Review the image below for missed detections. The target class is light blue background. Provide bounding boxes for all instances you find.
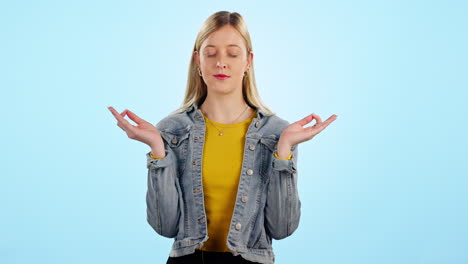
[1,0,467,263]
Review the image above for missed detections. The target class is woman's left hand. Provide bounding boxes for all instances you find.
[278,113,338,150]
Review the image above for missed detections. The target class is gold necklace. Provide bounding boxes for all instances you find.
[202,104,250,136]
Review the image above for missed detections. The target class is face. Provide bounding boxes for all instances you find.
[194,25,253,95]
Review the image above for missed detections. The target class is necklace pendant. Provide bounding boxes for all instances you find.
[219,132,223,136]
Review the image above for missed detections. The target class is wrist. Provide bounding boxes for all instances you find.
[276,140,292,159]
[150,145,165,158]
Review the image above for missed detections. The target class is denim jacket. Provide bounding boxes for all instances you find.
[145,102,300,264]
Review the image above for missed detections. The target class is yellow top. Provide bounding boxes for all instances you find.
[197,110,256,252]
[149,110,292,252]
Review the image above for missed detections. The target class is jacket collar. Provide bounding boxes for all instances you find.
[187,101,269,120]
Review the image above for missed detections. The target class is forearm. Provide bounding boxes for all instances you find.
[264,145,301,239]
[146,148,180,238]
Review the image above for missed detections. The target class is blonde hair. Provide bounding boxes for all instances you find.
[171,11,275,116]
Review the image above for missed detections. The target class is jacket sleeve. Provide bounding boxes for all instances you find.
[145,134,181,238]
[264,143,301,240]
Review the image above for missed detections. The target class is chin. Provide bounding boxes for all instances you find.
[214,88,235,95]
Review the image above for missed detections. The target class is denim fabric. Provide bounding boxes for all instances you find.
[146,102,300,264]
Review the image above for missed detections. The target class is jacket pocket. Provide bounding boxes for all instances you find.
[258,135,278,181]
[160,126,191,177]
[248,215,271,249]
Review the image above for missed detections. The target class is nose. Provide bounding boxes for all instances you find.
[216,61,227,69]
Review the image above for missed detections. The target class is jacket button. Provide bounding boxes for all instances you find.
[246,169,253,175]
[241,196,248,203]
[255,121,260,127]
[249,144,255,150]
[171,137,178,144]
[235,223,242,230]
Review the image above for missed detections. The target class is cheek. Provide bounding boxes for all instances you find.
[200,59,216,70]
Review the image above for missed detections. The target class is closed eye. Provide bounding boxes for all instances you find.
[207,54,238,58]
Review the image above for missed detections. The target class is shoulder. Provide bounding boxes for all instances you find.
[258,114,290,139]
[155,110,193,133]
[265,114,290,127]
[260,113,298,151]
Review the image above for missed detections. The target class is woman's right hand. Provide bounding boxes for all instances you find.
[108,106,165,156]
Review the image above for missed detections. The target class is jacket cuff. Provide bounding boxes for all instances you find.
[146,149,173,169]
[272,155,296,174]
[271,145,297,174]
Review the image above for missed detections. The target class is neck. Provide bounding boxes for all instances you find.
[199,94,254,124]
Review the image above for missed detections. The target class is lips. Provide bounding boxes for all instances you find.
[214,74,230,80]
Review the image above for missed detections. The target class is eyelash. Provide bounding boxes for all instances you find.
[207,54,238,58]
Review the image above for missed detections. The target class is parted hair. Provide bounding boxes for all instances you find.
[171,11,275,116]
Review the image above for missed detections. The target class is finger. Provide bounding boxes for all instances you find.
[114,109,135,129]
[126,110,145,125]
[120,109,141,127]
[307,122,327,134]
[118,109,133,125]
[109,107,139,135]
[312,114,322,124]
[318,115,337,128]
[108,106,118,116]
[325,114,337,124]
[296,113,315,127]
[309,115,336,132]
[108,106,126,123]
[118,120,137,134]
[305,114,322,129]
[120,117,136,130]
[109,107,135,131]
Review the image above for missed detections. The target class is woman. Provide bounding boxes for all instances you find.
[108,11,337,264]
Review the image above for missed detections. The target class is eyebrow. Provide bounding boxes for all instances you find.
[204,44,241,49]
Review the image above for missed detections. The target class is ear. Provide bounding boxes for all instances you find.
[193,50,200,67]
[246,50,254,71]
